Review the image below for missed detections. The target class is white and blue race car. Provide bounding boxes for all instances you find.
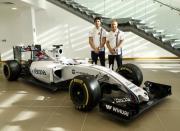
[2,45,171,121]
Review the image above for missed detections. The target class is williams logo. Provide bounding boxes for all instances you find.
[32,69,46,75]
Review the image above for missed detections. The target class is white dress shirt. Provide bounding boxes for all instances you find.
[107,29,124,55]
[89,27,107,51]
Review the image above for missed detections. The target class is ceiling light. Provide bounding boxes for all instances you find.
[11,7,17,10]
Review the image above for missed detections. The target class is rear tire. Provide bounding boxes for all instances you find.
[69,75,101,111]
[3,60,21,81]
[116,63,143,86]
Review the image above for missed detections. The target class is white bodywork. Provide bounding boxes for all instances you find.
[30,59,149,103]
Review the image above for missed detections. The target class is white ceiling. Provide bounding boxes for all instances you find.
[0,0,179,13]
[0,0,30,12]
[0,0,46,12]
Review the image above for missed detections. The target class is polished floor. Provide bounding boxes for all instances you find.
[0,60,180,131]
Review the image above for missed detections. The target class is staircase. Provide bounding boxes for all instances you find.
[47,0,180,56]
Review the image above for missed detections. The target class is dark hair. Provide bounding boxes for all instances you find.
[94,17,101,22]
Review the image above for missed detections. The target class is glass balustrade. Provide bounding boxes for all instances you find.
[74,0,180,40]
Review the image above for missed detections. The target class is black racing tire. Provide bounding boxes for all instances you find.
[3,60,21,81]
[116,63,143,86]
[69,75,101,111]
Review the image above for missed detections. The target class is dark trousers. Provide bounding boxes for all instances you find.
[91,51,105,66]
[108,55,122,70]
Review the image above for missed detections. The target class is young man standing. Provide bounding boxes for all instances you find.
[89,17,106,66]
[106,20,125,70]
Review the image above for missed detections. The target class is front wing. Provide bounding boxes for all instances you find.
[99,81,172,121]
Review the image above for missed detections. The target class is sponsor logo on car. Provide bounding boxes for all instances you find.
[114,97,131,103]
[105,104,129,117]
[72,69,89,75]
[72,69,76,74]
[32,68,46,75]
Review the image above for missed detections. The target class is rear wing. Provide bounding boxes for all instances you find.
[13,45,41,62]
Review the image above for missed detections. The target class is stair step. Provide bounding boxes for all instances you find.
[152,29,166,38]
[130,20,146,25]
[115,18,132,24]
[84,10,95,16]
[78,7,89,12]
[131,18,141,22]
[164,34,175,37]
[173,45,180,50]
[161,38,177,43]
[101,17,111,22]
[148,25,155,29]
[159,34,175,39]
[78,8,94,15]
[171,41,180,47]
[91,13,102,18]
[82,12,102,18]
[156,29,165,33]
[71,3,81,9]
[136,25,153,30]
[152,33,164,39]
[65,0,76,5]
[144,29,155,33]
[102,17,112,24]
[63,0,75,3]
[58,0,67,2]
[174,39,180,42]
[137,20,146,24]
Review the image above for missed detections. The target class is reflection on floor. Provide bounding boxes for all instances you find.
[0,60,180,131]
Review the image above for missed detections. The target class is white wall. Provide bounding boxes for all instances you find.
[0,7,34,59]
[35,2,93,58]
[21,0,46,9]
[0,0,179,60]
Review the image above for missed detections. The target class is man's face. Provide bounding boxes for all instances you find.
[111,21,118,32]
[95,19,101,28]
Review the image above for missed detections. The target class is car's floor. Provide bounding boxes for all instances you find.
[0,60,180,131]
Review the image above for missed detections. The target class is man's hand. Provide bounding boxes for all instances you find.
[94,47,99,53]
[110,48,115,55]
[113,47,118,54]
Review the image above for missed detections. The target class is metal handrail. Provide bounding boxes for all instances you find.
[153,0,180,13]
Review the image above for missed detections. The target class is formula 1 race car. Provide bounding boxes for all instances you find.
[2,45,171,121]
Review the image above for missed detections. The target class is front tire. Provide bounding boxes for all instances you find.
[69,75,101,111]
[116,63,143,86]
[3,60,21,81]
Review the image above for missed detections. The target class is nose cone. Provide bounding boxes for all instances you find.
[138,91,149,102]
